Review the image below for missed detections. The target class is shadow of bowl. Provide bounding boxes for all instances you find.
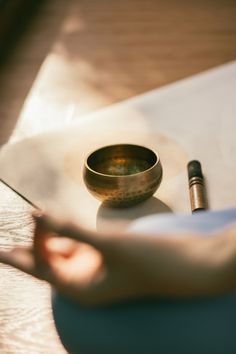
[96,196,172,232]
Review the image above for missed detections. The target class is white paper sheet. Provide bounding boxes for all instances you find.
[0,61,235,232]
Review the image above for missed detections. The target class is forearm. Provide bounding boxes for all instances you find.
[126,225,236,298]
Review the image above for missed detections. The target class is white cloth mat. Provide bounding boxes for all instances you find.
[0,61,236,232]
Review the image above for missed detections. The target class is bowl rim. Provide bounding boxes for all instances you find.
[84,143,161,178]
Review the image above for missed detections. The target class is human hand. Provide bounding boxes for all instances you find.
[1,213,235,305]
[0,213,150,306]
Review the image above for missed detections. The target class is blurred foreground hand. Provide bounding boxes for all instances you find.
[0,213,236,306]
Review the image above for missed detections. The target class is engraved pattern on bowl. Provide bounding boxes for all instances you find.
[83,144,162,208]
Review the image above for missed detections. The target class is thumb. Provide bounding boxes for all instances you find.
[33,218,52,265]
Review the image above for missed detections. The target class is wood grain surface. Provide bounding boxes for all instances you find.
[0,0,236,353]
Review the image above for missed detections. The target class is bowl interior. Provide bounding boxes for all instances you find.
[86,144,158,176]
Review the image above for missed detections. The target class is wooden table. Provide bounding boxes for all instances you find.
[0,1,236,352]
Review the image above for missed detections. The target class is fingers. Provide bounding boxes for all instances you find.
[33,212,108,253]
[0,248,35,276]
[33,218,52,266]
[0,247,59,284]
[45,237,78,257]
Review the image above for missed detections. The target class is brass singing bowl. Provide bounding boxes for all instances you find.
[83,144,163,208]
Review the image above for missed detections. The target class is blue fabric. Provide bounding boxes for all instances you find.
[52,208,236,354]
[128,208,236,235]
